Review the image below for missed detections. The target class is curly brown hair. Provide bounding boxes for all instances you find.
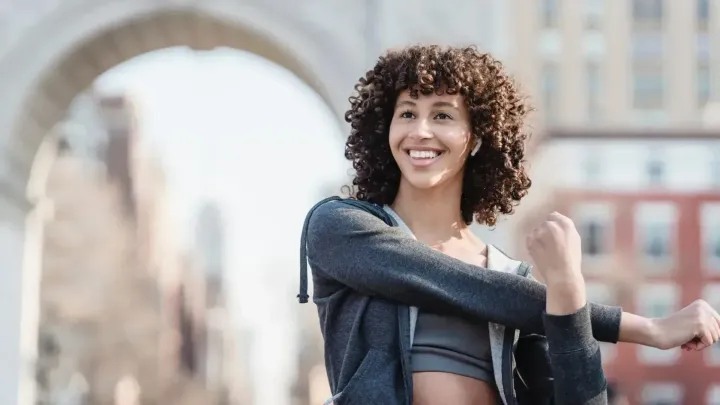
[343,45,532,226]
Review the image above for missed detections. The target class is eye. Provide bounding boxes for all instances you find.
[434,112,453,120]
[399,110,415,119]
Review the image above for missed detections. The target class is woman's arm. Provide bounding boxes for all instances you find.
[542,305,608,405]
[543,271,607,405]
[304,199,621,342]
[514,210,607,405]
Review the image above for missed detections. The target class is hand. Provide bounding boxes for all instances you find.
[525,212,583,285]
[526,212,585,315]
[650,300,720,350]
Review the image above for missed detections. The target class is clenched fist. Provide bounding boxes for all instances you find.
[525,212,583,286]
[653,300,720,351]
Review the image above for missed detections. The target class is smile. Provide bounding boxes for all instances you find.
[406,149,444,167]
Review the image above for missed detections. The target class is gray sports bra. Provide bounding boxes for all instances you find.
[411,313,495,382]
[383,207,495,383]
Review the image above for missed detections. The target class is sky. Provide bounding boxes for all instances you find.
[94,47,348,404]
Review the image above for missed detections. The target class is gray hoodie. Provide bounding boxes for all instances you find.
[299,197,616,405]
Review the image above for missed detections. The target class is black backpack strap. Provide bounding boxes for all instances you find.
[298,196,342,303]
[298,198,394,304]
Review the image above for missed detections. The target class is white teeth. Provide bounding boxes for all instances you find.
[409,150,440,159]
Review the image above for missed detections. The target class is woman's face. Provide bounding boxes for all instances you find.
[388,89,474,190]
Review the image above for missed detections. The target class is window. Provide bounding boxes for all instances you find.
[583,31,606,59]
[633,63,664,109]
[631,33,664,123]
[698,33,710,107]
[573,202,613,260]
[698,0,710,30]
[698,33,710,62]
[633,0,664,29]
[634,202,676,272]
[584,222,604,254]
[539,31,563,56]
[633,32,664,59]
[633,109,668,126]
[586,282,618,362]
[637,284,680,364]
[698,63,711,107]
[584,0,604,30]
[542,0,560,29]
[701,204,720,273]
[542,62,559,123]
[582,149,602,184]
[712,150,720,188]
[703,284,720,366]
[646,151,666,186]
[587,61,602,122]
[645,223,670,256]
[641,383,683,405]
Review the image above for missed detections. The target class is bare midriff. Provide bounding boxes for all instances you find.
[412,372,499,405]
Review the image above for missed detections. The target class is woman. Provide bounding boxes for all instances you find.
[298,45,720,405]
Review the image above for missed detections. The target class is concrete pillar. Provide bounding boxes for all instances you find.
[0,186,48,405]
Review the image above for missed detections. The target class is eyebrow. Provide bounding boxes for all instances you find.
[396,100,459,109]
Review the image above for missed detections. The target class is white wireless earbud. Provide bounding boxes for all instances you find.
[470,139,482,157]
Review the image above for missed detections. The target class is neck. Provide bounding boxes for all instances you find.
[391,178,472,244]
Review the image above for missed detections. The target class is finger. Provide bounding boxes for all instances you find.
[698,330,714,350]
[545,221,563,235]
[525,234,534,251]
[683,341,699,351]
[527,228,541,246]
[548,211,573,227]
[712,308,720,331]
[710,321,720,346]
[712,316,720,346]
[687,337,708,351]
[532,226,548,246]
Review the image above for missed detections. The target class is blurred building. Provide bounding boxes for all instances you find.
[36,89,237,405]
[502,3,720,402]
[516,129,720,405]
[38,144,143,405]
[509,0,720,130]
[192,202,251,404]
[291,303,329,405]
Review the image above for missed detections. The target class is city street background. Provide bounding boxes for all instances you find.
[0,1,719,405]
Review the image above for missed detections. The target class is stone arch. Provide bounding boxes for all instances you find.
[0,3,358,404]
[0,1,354,203]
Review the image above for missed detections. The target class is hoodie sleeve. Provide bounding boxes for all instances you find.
[542,305,609,405]
[304,200,622,342]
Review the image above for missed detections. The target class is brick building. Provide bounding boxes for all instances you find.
[516,129,720,405]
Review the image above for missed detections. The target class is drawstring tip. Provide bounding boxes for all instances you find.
[297,293,309,304]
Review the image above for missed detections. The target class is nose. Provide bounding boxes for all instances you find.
[408,118,434,140]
